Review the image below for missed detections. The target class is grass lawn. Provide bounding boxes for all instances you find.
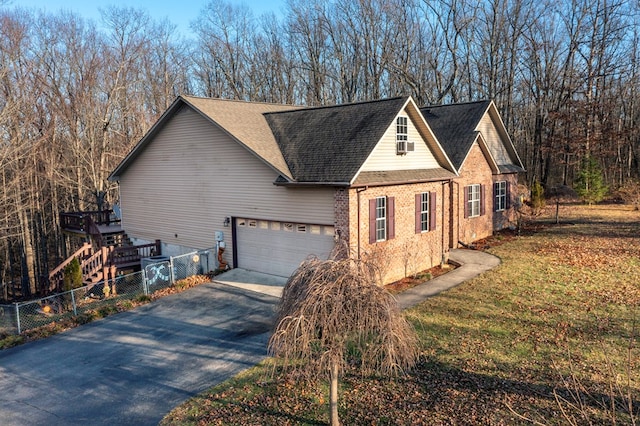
[161,204,639,425]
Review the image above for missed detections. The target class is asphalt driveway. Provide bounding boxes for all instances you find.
[0,249,498,425]
[0,281,282,426]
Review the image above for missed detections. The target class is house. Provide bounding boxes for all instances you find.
[108,96,524,284]
[109,95,459,284]
[420,101,525,247]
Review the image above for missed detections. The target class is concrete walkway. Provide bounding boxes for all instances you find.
[214,269,288,297]
[214,248,501,310]
[396,248,501,309]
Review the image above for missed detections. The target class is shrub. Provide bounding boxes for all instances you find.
[63,257,83,291]
[531,180,545,212]
[616,179,640,210]
[575,155,608,205]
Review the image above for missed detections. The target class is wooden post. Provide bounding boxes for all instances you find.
[110,265,117,296]
[155,240,162,256]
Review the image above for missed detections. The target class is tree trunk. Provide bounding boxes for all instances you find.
[330,361,340,426]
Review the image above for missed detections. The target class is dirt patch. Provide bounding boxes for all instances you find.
[385,264,455,294]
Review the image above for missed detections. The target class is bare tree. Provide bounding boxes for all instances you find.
[268,256,418,426]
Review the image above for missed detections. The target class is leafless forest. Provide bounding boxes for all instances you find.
[1,0,639,298]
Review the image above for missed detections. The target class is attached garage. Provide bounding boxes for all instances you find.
[235,218,336,277]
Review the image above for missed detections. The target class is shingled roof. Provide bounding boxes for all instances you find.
[265,97,410,183]
[420,100,492,171]
[110,96,302,181]
[182,96,300,179]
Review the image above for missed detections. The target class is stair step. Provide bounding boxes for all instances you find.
[83,274,103,285]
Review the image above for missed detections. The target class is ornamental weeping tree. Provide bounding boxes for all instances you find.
[268,256,419,426]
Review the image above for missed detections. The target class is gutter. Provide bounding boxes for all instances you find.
[273,181,351,187]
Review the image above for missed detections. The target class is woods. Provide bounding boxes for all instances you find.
[1,0,640,298]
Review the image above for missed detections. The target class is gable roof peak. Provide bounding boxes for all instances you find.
[265,96,413,183]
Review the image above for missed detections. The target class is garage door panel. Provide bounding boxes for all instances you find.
[236,219,335,277]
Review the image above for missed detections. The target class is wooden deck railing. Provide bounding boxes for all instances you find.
[110,240,161,269]
[60,210,121,232]
[47,240,162,294]
[48,243,94,293]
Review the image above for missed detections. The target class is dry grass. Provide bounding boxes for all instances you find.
[160,204,637,425]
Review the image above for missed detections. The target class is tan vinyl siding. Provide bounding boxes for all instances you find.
[361,111,440,172]
[118,106,334,258]
[476,113,511,165]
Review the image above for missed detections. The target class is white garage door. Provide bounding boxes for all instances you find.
[236,218,336,277]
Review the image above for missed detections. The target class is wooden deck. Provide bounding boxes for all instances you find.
[58,209,161,272]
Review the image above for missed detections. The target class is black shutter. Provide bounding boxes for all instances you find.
[464,186,469,218]
[369,199,376,243]
[388,197,395,240]
[429,192,437,231]
[415,194,422,234]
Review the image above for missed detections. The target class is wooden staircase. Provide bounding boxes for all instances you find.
[48,210,163,294]
[47,243,117,293]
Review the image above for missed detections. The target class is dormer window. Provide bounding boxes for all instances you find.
[396,116,408,154]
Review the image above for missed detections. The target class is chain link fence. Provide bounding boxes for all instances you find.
[1,250,211,336]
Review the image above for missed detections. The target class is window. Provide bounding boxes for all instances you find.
[494,181,507,211]
[467,184,481,217]
[420,192,429,232]
[415,192,437,233]
[375,197,386,241]
[396,116,408,154]
[369,197,395,243]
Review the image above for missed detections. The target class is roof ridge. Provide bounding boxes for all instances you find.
[265,96,408,115]
[422,99,491,109]
[180,94,301,108]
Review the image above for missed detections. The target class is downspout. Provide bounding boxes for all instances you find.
[441,180,449,265]
[356,186,368,260]
[453,180,460,249]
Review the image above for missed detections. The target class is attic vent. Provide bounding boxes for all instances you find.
[407,141,415,152]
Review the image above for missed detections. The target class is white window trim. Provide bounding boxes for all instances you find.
[469,184,481,218]
[495,181,507,212]
[420,192,429,232]
[376,196,387,242]
[396,116,408,154]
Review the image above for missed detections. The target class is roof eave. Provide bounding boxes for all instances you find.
[273,180,351,187]
[351,176,455,188]
[475,133,501,174]
[485,101,525,170]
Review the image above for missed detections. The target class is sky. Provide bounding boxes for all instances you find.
[13,0,286,37]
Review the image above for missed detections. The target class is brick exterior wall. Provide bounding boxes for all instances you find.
[336,181,451,285]
[452,143,494,246]
[451,143,520,247]
[492,172,519,231]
